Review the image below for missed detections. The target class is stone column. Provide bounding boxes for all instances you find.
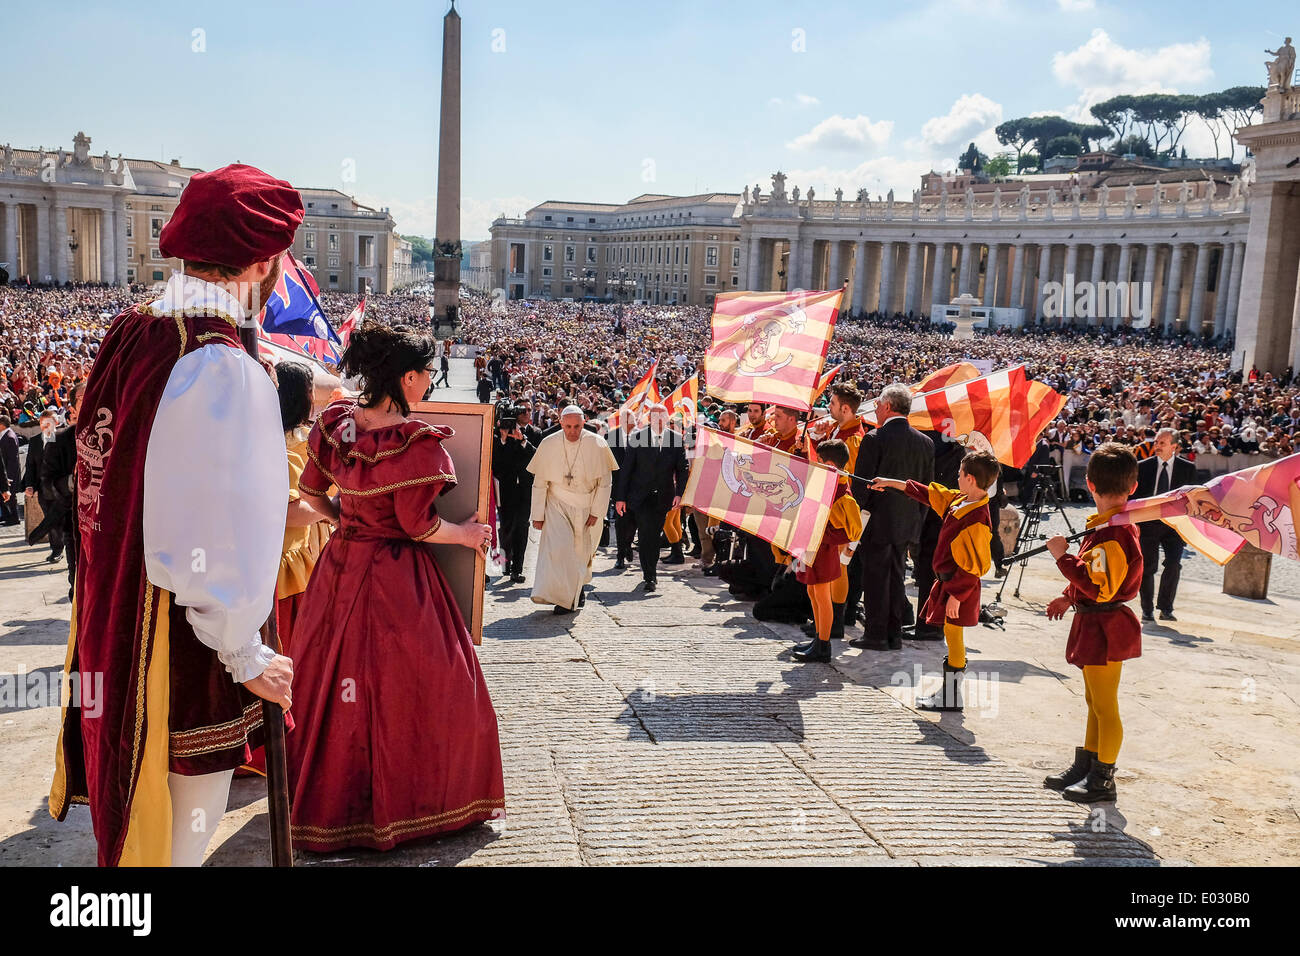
[930,242,948,317]
[1086,244,1105,326]
[2,203,16,274]
[852,240,868,314]
[35,202,51,282]
[878,240,895,314]
[1140,243,1159,329]
[54,202,71,284]
[1114,242,1133,328]
[99,205,115,286]
[746,234,761,290]
[433,3,462,318]
[1163,243,1185,333]
[1225,240,1245,334]
[956,241,973,295]
[827,239,843,293]
[1003,244,1020,311]
[786,236,801,290]
[113,194,127,285]
[1033,244,1051,322]
[903,240,920,314]
[983,243,998,307]
[798,237,815,293]
[1187,242,1212,335]
[1212,242,1233,336]
[1062,242,1080,324]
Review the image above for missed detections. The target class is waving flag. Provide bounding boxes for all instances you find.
[338,298,365,348]
[683,426,840,560]
[866,365,1066,467]
[608,361,660,430]
[914,361,981,394]
[703,289,843,412]
[811,363,843,403]
[664,373,699,423]
[261,252,342,363]
[1104,452,1300,565]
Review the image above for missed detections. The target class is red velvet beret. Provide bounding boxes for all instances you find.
[159,163,304,269]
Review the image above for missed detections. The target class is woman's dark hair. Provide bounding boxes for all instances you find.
[338,321,438,416]
[276,361,314,432]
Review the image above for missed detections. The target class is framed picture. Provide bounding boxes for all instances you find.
[409,401,492,645]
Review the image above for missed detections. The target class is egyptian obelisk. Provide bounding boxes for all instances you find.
[433,1,462,324]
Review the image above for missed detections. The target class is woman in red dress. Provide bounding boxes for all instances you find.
[287,322,504,852]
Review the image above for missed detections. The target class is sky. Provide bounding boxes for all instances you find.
[6,0,1294,240]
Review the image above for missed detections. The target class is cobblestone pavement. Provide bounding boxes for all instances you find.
[2,361,1294,866]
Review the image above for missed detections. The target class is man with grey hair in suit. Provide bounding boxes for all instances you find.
[851,383,934,650]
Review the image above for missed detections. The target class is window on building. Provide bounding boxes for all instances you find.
[328,233,339,252]
[150,218,163,239]
[586,246,596,264]
[329,274,339,286]
[732,276,739,286]
[542,266,553,277]
[565,245,575,262]
[305,256,316,267]
[150,247,161,260]
[588,217,596,223]
[706,246,719,267]
[509,243,525,273]
[566,216,574,222]
[126,246,134,260]
[152,270,164,281]
[125,219,133,238]
[705,274,717,285]
[733,247,741,268]
[305,233,315,250]
[328,256,340,268]
[543,244,553,261]
[564,284,574,294]
[359,236,375,268]
[684,247,689,264]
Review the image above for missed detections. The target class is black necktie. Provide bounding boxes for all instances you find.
[1156,460,1170,495]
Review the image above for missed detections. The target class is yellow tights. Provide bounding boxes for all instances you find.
[944,622,965,669]
[1082,661,1123,764]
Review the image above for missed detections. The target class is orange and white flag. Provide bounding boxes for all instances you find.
[703,289,843,412]
[338,298,365,348]
[608,361,660,430]
[811,363,843,402]
[866,365,1066,467]
[683,426,841,560]
[664,373,699,423]
[913,361,980,394]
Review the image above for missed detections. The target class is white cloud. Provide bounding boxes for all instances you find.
[786,113,893,152]
[1057,0,1095,12]
[770,93,821,108]
[1052,28,1213,117]
[914,93,1004,154]
[358,191,537,241]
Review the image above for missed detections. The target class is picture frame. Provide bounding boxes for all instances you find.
[409,400,493,645]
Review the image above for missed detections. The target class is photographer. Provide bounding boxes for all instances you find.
[492,406,537,583]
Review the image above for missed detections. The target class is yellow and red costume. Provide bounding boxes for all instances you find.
[903,480,992,627]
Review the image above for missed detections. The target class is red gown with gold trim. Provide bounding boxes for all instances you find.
[285,401,505,851]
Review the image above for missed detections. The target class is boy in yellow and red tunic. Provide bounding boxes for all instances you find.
[1044,442,1143,804]
[790,440,862,662]
[870,449,1000,710]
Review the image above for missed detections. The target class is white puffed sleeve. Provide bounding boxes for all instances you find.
[143,344,288,683]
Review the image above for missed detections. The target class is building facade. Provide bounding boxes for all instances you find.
[489,192,744,305]
[1,132,419,294]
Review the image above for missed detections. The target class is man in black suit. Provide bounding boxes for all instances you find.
[0,415,19,525]
[1131,427,1196,622]
[23,409,63,562]
[606,419,638,570]
[491,406,537,584]
[613,403,688,593]
[852,384,934,650]
[40,384,82,598]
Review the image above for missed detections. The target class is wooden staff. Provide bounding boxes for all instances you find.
[236,318,294,868]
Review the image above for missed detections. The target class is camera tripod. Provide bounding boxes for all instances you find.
[996,473,1077,601]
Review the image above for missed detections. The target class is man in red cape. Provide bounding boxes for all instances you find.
[50,164,297,866]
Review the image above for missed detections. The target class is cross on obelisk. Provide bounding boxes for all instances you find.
[433,1,462,326]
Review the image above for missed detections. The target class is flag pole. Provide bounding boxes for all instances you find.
[236,311,294,869]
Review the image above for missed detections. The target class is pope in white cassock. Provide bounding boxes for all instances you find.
[528,406,618,614]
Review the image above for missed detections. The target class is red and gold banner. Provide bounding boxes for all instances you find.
[608,361,661,430]
[683,426,841,559]
[664,373,699,423]
[914,361,980,394]
[875,365,1066,468]
[811,363,843,403]
[1105,451,1300,565]
[703,289,843,412]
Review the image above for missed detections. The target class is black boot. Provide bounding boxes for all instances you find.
[828,602,846,642]
[663,542,686,565]
[800,620,817,637]
[1043,747,1096,791]
[916,658,964,711]
[792,638,831,662]
[1062,757,1117,803]
[614,556,627,571]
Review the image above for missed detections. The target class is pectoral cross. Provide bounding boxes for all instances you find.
[564,471,574,485]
